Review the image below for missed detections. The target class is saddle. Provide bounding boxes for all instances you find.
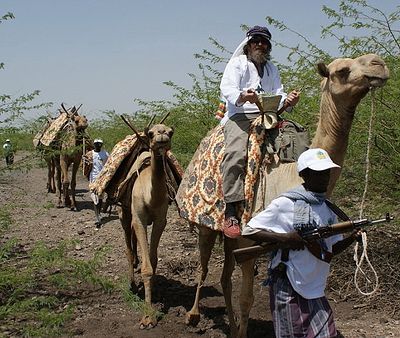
[176,115,310,231]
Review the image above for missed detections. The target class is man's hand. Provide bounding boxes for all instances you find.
[238,89,260,105]
[281,231,305,250]
[285,90,300,107]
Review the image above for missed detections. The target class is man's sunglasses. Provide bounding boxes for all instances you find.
[249,37,269,45]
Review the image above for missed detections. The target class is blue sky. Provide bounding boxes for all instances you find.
[0,0,396,121]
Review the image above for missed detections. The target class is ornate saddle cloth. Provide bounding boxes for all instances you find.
[90,133,184,204]
[38,113,69,147]
[176,116,310,232]
[176,116,269,231]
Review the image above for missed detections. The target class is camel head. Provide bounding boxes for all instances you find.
[145,124,174,154]
[317,53,389,111]
[72,114,88,132]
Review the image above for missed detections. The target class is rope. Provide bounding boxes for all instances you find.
[353,232,379,296]
[353,89,379,296]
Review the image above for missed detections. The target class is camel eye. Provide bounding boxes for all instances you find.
[335,67,350,79]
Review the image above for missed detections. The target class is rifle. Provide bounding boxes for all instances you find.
[233,213,394,264]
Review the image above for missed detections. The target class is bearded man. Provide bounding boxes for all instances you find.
[220,25,300,238]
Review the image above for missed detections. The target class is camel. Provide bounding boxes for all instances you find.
[38,104,89,209]
[177,53,389,338]
[117,124,174,329]
[57,109,89,210]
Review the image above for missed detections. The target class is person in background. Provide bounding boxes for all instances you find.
[3,139,14,166]
[88,139,109,228]
[242,148,362,337]
[220,25,300,238]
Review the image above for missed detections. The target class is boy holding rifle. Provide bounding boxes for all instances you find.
[242,148,362,338]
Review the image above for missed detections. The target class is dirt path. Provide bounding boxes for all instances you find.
[1,153,399,337]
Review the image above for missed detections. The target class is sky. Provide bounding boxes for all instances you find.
[1,0,396,121]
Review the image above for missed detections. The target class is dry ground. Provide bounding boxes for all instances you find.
[1,153,399,337]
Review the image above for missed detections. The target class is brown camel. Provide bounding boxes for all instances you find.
[178,54,389,338]
[57,109,89,210]
[117,124,174,329]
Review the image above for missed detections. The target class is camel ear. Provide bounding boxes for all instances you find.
[168,127,174,137]
[317,62,329,78]
[144,127,150,137]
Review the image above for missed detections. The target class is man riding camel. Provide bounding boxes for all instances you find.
[220,25,300,238]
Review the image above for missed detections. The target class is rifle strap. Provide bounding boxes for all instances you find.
[325,199,351,221]
[305,242,332,263]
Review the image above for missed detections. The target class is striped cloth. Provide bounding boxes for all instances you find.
[269,269,337,338]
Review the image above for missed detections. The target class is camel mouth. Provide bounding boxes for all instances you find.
[367,76,388,88]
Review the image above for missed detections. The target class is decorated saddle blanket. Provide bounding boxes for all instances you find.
[89,133,183,205]
[38,113,69,147]
[175,116,309,232]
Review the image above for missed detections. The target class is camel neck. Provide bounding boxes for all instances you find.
[311,91,357,196]
[312,91,356,167]
[150,151,167,187]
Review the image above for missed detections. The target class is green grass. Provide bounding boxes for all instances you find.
[119,279,163,322]
[0,209,12,232]
[0,239,115,337]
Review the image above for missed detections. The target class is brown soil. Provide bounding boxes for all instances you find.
[1,153,399,338]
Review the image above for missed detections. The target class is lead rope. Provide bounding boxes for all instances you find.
[353,89,379,296]
[82,136,86,173]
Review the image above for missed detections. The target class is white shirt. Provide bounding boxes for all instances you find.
[89,149,109,183]
[244,196,343,299]
[220,55,287,120]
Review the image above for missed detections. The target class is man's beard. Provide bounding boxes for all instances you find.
[249,49,269,65]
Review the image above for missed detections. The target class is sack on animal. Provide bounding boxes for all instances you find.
[274,119,310,162]
[90,132,183,205]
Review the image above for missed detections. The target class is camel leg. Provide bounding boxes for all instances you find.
[237,259,256,338]
[118,206,139,292]
[149,209,168,273]
[46,158,56,193]
[69,161,79,211]
[62,181,70,208]
[54,158,63,208]
[50,158,56,193]
[60,157,70,208]
[130,211,158,329]
[186,226,218,326]
[221,236,239,338]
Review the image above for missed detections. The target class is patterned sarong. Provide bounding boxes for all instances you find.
[176,115,271,231]
[269,270,337,338]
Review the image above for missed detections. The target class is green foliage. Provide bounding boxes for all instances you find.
[0,209,12,232]
[0,239,115,336]
[264,0,400,213]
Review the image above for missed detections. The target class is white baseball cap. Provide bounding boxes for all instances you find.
[93,139,103,144]
[297,148,340,173]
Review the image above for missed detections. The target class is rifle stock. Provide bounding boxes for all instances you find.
[233,243,280,264]
[233,214,394,264]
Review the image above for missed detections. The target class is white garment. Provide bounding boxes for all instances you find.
[89,149,109,183]
[220,55,287,122]
[243,196,343,299]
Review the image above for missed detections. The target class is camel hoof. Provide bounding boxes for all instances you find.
[139,315,157,329]
[185,312,200,326]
